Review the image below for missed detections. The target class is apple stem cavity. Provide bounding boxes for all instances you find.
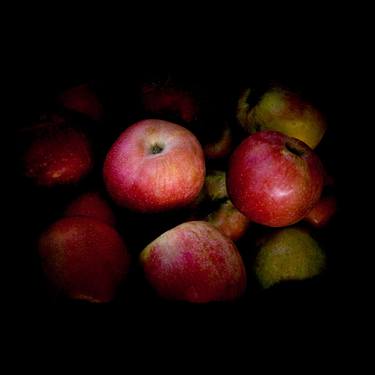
[150,143,164,155]
[285,141,305,157]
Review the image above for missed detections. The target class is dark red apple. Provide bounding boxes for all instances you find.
[103,119,205,213]
[38,217,130,303]
[304,194,337,228]
[58,83,104,121]
[24,125,93,187]
[64,192,116,226]
[140,221,246,303]
[227,131,324,227]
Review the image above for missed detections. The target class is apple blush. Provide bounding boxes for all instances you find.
[103,119,205,213]
[140,221,247,303]
[227,131,324,227]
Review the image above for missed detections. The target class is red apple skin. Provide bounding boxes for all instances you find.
[304,195,337,228]
[24,127,93,187]
[64,192,116,227]
[38,217,130,303]
[227,131,324,227]
[58,83,104,121]
[140,221,246,303]
[103,119,205,213]
[141,84,199,123]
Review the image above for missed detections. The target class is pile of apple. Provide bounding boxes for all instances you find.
[18,77,337,304]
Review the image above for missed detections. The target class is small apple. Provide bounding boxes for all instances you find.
[204,170,228,201]
[206,200,250,241]
[24,124,93,187]
[58,83,104,121]
[64,192,116,227]
[38,217,130,303]
[227,131,324,227]
[237,86,326,149]
[103,119,205,213]
[203,124,232,159]
[140,221,246,303]
[304,194,337,228]
[254,226,326,289]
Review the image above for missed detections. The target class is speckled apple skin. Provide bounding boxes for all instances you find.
[140,221,246,303]
[227,131,324,227]
[38,217,130,303]
[103,119,205,213]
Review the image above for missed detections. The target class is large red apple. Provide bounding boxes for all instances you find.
[140,221,246,303]
[227,131,324,227]
[38,217,130,303]
[103,119,205,213]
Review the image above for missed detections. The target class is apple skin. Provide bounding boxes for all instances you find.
[38,217,130,303]
[304,195,337,228]
[237,87,326,149]
[203,124,232,159]
[64,192,116,227]
[140,221,246,303]
[58,83,104,121]
[24,126,93,187]
[103,119,205,213]
[206,200,250,241]
[254,227,326,289]
[227,131,324,227]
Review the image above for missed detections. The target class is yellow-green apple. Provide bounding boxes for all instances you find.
[139,221,246,303]
[203,124,233,159]
[204,170,228,201]
[254,226,326,289]
[24,123,93,187]
[304,194,337,228]
[64,192,116,227]
[237,86,326,149]
[58,83,104,121]
[103,119,205,212]
[227,131,324,227]
[38,217,130,303]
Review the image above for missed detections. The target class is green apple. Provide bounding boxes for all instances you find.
[255,227,326,289]
[237,87,326,149]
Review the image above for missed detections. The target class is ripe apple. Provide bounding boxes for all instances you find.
[140,221,246,303]
[237,86,326,149]
[254,226,326,289]
[206,200,250,241]
[24,124,93,187]
[103,119,205,213]
[304,194,337,228]
[64,192,116,226]
[58,83,104,121]
[227,131,324,227]
[38,217,130,303]
[203,124,232,159]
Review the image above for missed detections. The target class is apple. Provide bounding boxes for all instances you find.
[206,200,250,241]
[103,119,205,213]
[140,221,246,303]
[237,86,326,149]
[24,124,93,187]
[38,217,130,303]
[204,170,228,201]
[304,194,337,228]
[58,83,104,121]
[254,226,326,289]
[227,131,324,227]
[141,82,199,123]
[203,124,232,159]
[64,192,116,226]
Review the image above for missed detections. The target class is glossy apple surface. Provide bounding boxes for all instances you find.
[103,119,205,212]
[237,87,326,149]
[227,131,324,227]
[38,217,130,303]
[140,221,246,303]
[255,227,326,288]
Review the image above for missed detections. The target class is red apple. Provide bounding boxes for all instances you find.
[203,124,232,159]
[64,192,116,226]
[58,83,104,121]
[304,194,337,228]
[24,125,93,187]
[140,221,246,303]
[103,119,205,213]
[227,131,324,227]
[38,217,130,303]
